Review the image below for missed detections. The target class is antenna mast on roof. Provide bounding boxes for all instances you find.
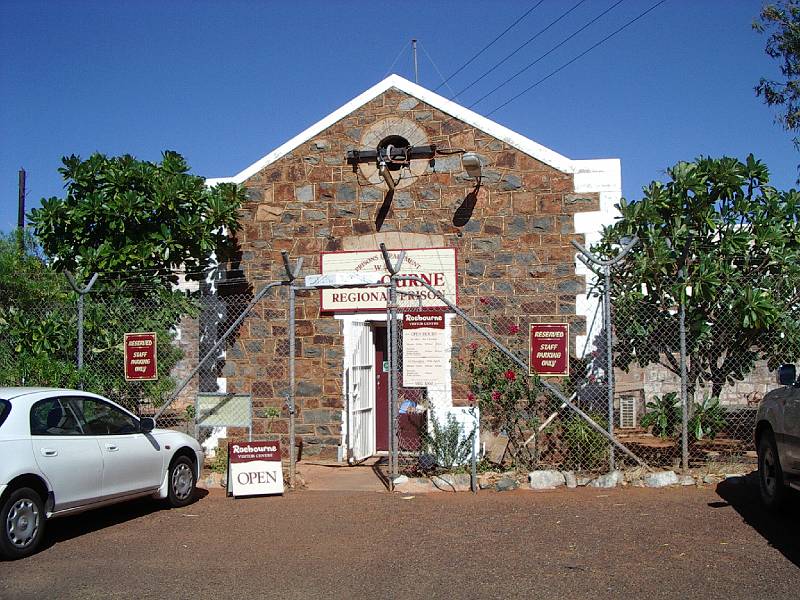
[412,39,418,83]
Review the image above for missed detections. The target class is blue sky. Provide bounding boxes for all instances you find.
[1,0,795,233]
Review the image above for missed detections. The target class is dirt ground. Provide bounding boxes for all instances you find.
[1,476,798,600]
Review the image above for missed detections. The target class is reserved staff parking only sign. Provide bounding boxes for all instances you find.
[227,441,284,497]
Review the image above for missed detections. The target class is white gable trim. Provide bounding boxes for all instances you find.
[207,74,588,186]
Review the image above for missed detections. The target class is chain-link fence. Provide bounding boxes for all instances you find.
[611,275,799,470]
[2,259,797,484]
[0,275,290,464]
[387,265,797,480]
[389,270,640,481]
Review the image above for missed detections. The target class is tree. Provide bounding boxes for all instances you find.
[755,2,800,151]
[7,151,247,406]
[29,151,244,286]
[0,230,81,387]
[596,155,800,400]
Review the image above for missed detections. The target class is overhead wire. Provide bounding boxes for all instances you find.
[452,0,589,100]
[418,40,457,97]
[469,0,629,108]
[487,0,668,115]
[433,1,543,92]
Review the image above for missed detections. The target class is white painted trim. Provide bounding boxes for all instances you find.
[571,158,622,360]
[206,74,620,185]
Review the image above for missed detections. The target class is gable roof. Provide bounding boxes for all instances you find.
[207,74,584,186]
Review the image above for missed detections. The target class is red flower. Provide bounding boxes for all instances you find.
[467,392,476,404]
[468,341,479,351]
[491,390,501,401]
[508,324,520,335]
[504,369,517,381]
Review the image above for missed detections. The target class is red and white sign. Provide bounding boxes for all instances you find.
[402,311,448,388]
[228,441,284,497]
[123,332,158,381]
[403,311,445,330]
[320,247,457,312]
[529,323,569,377]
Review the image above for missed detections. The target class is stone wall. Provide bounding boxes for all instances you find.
[617,359,781,411]
[222,87,600,459]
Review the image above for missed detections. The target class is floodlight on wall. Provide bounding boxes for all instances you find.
[461,152,482,180]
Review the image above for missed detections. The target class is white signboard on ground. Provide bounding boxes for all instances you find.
[320,247,457,312]
[227,441,284,497]
[402,312,448,388]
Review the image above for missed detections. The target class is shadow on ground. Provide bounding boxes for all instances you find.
[40,489,209,552]
[713,472,800,567]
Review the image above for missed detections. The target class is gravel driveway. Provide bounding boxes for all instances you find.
[1,477,798,599]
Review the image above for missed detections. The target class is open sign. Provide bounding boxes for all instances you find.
[227,441,284,497]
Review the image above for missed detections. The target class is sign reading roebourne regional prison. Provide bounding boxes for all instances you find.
[529,323,569,377]
[402,312,448,388]
[123,332,158,381]
[228,440,284,497]
[320,247,457,312]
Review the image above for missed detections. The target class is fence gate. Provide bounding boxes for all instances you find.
[347,321,375,462]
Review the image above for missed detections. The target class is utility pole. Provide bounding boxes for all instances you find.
[17,168,26,255]
[412,39,419,83]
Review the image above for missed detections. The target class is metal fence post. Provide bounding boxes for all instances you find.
[385,291,394,483]
[281,252,303,489]
[603,264,615,470]
[571,237,637,472]
[65,271,99,390]
[380,244,405,488]
[679,295,689,471]
[389,275,399,481]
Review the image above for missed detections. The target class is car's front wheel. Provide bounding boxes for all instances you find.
[167,456,197,508]
[758,430,787,511]
[0,487,45,560]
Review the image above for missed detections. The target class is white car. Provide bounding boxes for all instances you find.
[756,364,800,509]
[0,387,204,559]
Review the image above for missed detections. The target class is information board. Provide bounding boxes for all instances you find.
[529,323,569,377]
[402,311,447,388]
[123,332,158,381]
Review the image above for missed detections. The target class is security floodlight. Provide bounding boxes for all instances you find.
[461,152,482,180]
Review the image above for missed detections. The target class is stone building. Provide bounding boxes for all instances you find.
[207,75,620,460]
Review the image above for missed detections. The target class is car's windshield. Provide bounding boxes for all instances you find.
[0,399,10,429]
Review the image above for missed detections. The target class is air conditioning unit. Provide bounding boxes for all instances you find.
[619,395,637,429]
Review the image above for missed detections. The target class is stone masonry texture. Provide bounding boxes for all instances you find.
[223,88,600,459]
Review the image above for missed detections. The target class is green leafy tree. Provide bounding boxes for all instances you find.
[0,231,80,387]
[4,151,246,407]
[29,151,244,285]
[596,155,800,400]
[755,1,800,153]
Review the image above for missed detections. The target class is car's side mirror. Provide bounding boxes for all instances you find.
[777,364,797,386]
[140,417,155,433]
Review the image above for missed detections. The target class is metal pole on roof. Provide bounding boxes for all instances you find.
[412,39,419,83]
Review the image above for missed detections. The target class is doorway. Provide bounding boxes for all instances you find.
[373,325,389,452]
